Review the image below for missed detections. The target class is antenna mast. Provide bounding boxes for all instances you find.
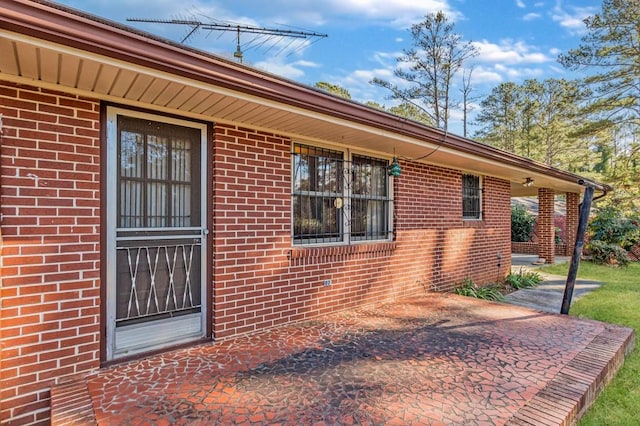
[127,18,328,63]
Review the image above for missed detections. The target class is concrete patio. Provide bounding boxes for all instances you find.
[52,293,633,425]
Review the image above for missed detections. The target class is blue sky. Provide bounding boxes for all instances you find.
[54,0,601,136]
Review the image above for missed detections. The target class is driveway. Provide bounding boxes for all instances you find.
[52,293,633,425]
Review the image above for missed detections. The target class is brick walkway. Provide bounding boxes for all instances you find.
[52,294,634,425]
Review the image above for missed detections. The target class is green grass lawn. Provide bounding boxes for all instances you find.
[539,261,640,425]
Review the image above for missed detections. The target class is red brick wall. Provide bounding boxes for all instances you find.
[393,161,511,290]
[538,188,556,263]
[212,128,513,340]
[0,81,513,423]
[511,242,568,257]
[565,192,580,255]
[0,82,101,425]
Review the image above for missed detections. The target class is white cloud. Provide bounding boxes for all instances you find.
[493,64,545,80]
[325,0,459,27]
[516,0,526,8]
[550,1,597,35]
[371,51,400,67]
[470,67,504,84]
[254,59,320,79]
[246,0,460,29]
[472,39,552,65]
[522,12,542,21]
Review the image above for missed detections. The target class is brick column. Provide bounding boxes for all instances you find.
[538,188,555,264]
[565,192,580,257]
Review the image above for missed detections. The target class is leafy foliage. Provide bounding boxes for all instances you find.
[511,205,536,242]
[557,0,640,212]
[555,215,567,244]
[387,102,434,126]
[558,0,640,129]
[504,270,542,290]
[586,206,639,266]
[314,82,352,99]
[589,206,640,250]
[454,278,504,301]
[474,78,591,170]
[588,240,630,267]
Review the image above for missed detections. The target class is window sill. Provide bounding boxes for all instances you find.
[289,241,397,262]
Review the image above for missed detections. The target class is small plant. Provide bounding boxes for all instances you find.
[454,278,505,301]
[504,269,543,290]
[587,240,630,267]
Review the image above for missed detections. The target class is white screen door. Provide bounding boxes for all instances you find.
[105,107,208,360]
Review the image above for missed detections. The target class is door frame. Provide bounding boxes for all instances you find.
[100,104,213,364]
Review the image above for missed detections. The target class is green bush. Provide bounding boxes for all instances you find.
[454,278,505,301]
[504,269,543,289]
[589,206,640,250]
[511,205,536,242]
[587,240,630,267]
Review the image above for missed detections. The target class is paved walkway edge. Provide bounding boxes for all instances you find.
[50,379,96,425]
[507,323,635,426]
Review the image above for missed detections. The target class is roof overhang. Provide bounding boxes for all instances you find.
[0,0,609,197]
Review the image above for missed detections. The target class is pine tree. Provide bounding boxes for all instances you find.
[371,11,478,132]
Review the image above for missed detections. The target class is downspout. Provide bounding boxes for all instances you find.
[560,179,610,314]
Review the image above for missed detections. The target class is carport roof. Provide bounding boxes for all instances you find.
[0,0,609,197]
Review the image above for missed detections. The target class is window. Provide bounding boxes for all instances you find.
[118,116,201,228]
[462,174,482,219]
[292,143,392,244]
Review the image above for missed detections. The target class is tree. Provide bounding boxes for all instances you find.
[460,67,476,137]
[371,11,478,132]
[314,82,352,99]
[558,0,640,211]
[474,82,522,152]
[388,102,434,126]
[558,0,640,130]
[475,78,592,171]
[364,101,385,110]
[313,83,432,125]
[522,78,589,169]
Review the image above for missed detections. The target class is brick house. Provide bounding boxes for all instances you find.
[0,1,606,424]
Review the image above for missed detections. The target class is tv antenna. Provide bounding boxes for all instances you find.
[127,18,328,63]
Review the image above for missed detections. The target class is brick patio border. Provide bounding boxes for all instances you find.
[507,323,635,425]
[50,380,96,425]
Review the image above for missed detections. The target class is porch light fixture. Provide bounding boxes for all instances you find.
[523,177,534,187]
[388,157,401,177]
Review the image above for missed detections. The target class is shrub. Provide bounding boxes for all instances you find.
[454,278,505,301]
[511,205,536,242]
[554,215,566,244]
[589,206,640,250]
[504,269,543,289]
[587,240,630,267]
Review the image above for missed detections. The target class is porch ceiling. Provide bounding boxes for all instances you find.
[0,1,603,198]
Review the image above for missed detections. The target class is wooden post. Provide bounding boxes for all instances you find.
[560,185,594,315]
